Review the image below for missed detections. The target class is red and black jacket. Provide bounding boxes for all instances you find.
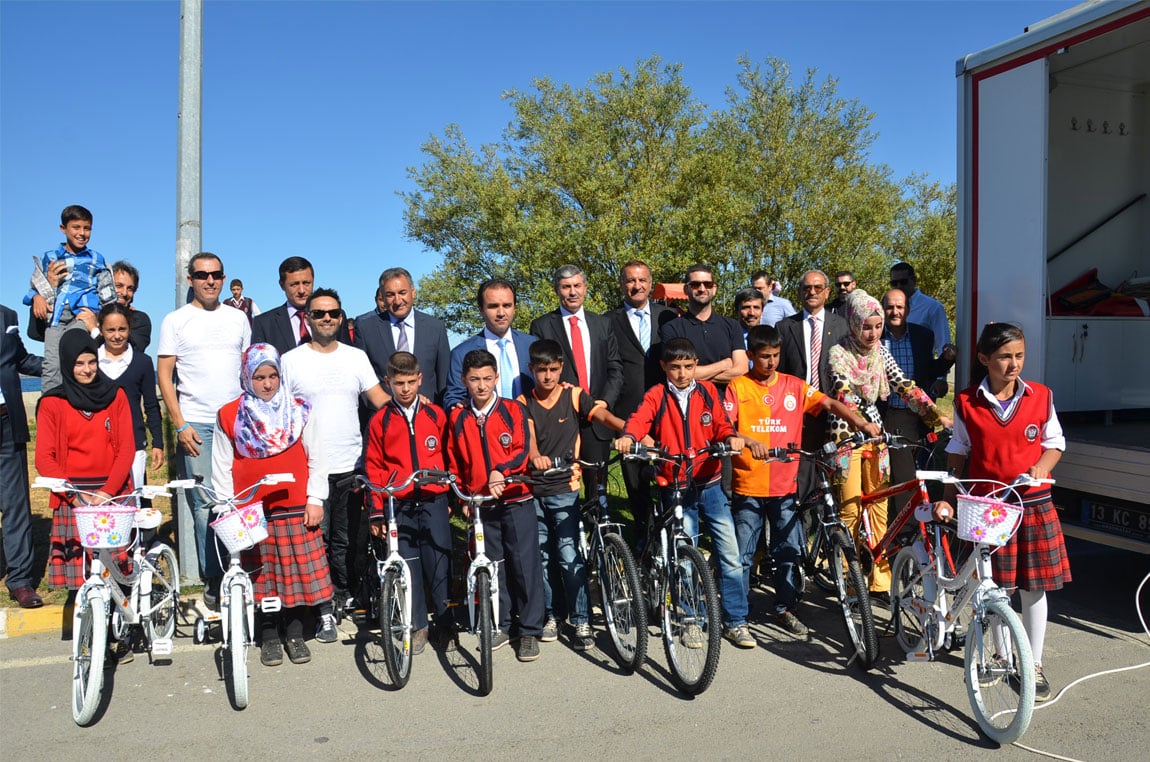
[448,398,532,504]
[623,380,734,488]
[365,400,450,518]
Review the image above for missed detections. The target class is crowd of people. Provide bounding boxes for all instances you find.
[0,204,1070,698]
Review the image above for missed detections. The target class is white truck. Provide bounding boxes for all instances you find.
[957,0,1150,553]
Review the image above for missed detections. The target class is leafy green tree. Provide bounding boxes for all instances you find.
[888,175,958,335]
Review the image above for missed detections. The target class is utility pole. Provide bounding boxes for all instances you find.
[176,0,203,585]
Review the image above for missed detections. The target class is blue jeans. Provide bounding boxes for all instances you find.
[733,494,803,614]
[535,491,589,625]
[181,421,223,580]
[671,481,746,629]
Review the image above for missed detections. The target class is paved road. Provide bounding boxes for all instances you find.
[1,537,1147,760]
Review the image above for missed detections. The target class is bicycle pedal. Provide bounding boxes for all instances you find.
[151,638,173,655]
[904,652,932,662]
[260,596,282,613]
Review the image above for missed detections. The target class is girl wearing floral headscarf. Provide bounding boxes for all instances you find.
[827,289,951,594]
[211,343,332,667]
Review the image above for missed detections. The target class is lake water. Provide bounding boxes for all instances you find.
[20,376,41,393]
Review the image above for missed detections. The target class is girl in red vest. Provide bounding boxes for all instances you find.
[938,323,1070,703]
[212,343,333,667]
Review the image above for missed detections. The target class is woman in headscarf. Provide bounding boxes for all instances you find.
[827,289,951,595]
[211,343,332,667]
[37,330,136,591]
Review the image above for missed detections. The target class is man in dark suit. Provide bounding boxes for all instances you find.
[607,260,675,522]
[879,288,956,514]
[354,267,451,404]
[444,278,537,409]
[777,269,849,502]
[0,304,45,608]
[530,264,624,500]
[252,256,350,355]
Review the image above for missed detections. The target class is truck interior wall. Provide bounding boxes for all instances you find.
[1047,81,1148,291]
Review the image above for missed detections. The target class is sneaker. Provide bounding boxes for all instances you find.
[517,635,541,662]
[541,617,559,643]
[1034,664,1052,702]
[202,582,220,612]
[774,610,809,638]
[724,624,756,649]
[315,613,339,644]
[284,637,311,664]
[260,639,283,667]
[572,622,594,652]
[682,623,705,649]
[412,628,429,655]
[490,630,510,652]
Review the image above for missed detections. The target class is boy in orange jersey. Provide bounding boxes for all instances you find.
[727,325,878,640]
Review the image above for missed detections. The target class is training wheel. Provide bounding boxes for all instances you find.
[193,617,208,645]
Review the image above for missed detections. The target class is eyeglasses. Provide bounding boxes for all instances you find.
[890,278,911,287]
[307,308,343,320]
[801,284,827,293]
[836,281,854,289]
[687,281,714,290]
[191,270,225,281]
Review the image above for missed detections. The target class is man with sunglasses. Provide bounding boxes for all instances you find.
[827,270,856,317]
[889,262,950,357]
[283,288,388,637]
[158,252,251,600]
[660,264,748,395]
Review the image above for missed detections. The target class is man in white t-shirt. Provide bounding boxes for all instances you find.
[283,287,387,640]
[157,252,251,603]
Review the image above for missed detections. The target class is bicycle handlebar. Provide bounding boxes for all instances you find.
[446,473,529,505]
[356,469,454,495]
[617,441,742,462]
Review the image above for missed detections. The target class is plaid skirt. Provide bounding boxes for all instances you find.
[241,512,332,608]
[991,499,1072,592]
[48,489,130,591]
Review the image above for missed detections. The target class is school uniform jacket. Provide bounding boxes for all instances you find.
[447,398,532,504]
[365,400,450,517]
[623,380,735,488]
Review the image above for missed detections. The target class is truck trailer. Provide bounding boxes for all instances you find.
[957,0,1150,552]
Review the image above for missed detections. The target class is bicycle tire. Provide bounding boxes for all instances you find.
[228,582,249,710]
[379,566,413,688]
[145,544,180,643]
[72,592,107,726]
[890,545,929,654]
[475,569,494,697]
[662,544,721,695]
[600,532,647,673]
[828,529,879,670]
[965,597,1035,744]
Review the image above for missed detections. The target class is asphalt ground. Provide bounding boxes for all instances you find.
[0,536,1147,760]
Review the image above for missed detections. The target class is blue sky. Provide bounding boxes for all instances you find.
[1,0,1077,351]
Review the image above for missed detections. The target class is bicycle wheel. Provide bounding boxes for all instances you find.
[890,545,929,654]
[145,544,180,643]
[828,529,879,670]
[662,544,721,695]
[600,532,648,672]
[72,592,107,726]
[379,565,413,688]
[475,569,494,697]
[227,582,249,710]
[965,597,1035,744]
[808,522,837,594]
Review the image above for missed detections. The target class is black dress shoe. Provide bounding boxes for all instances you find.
[10,587,44,609]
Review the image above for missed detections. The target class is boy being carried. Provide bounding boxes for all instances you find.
[727,325,878,640]
[613,338,747,647]
[364,351,453,654]
[520,340,626,650]
[447,349,545,662]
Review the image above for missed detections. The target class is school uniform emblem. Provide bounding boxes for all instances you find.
[1024,424,1040,442]
[783,394,798,412]
[424,436,439,450]
[498,432,513,448]
[700,412,713,427]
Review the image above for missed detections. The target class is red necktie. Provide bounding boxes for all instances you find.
[297,309,311,345]
[569,315,589,392]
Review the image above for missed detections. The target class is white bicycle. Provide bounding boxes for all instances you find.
[32,477,190,726]
[190,473,294,710]
[890,474,1052,744]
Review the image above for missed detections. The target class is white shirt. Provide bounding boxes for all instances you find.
[157,303,251,423]
[947,379,1066,456]
[560,306,592,379]
[801,309,824,386]
[97,344,133,381]
[471,396,498,420]
[668,380,696,416]
[283,342,380,472]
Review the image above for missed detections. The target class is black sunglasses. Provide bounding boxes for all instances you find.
[307,308,343,320]
[890,278,911,287]
[191,270,225,281]
[687,280,714,289]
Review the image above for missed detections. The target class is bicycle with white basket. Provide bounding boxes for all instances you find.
[32,476,191,726]
[189,472,295,710]
[889,473,1053,744]
[356,468,453,689]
